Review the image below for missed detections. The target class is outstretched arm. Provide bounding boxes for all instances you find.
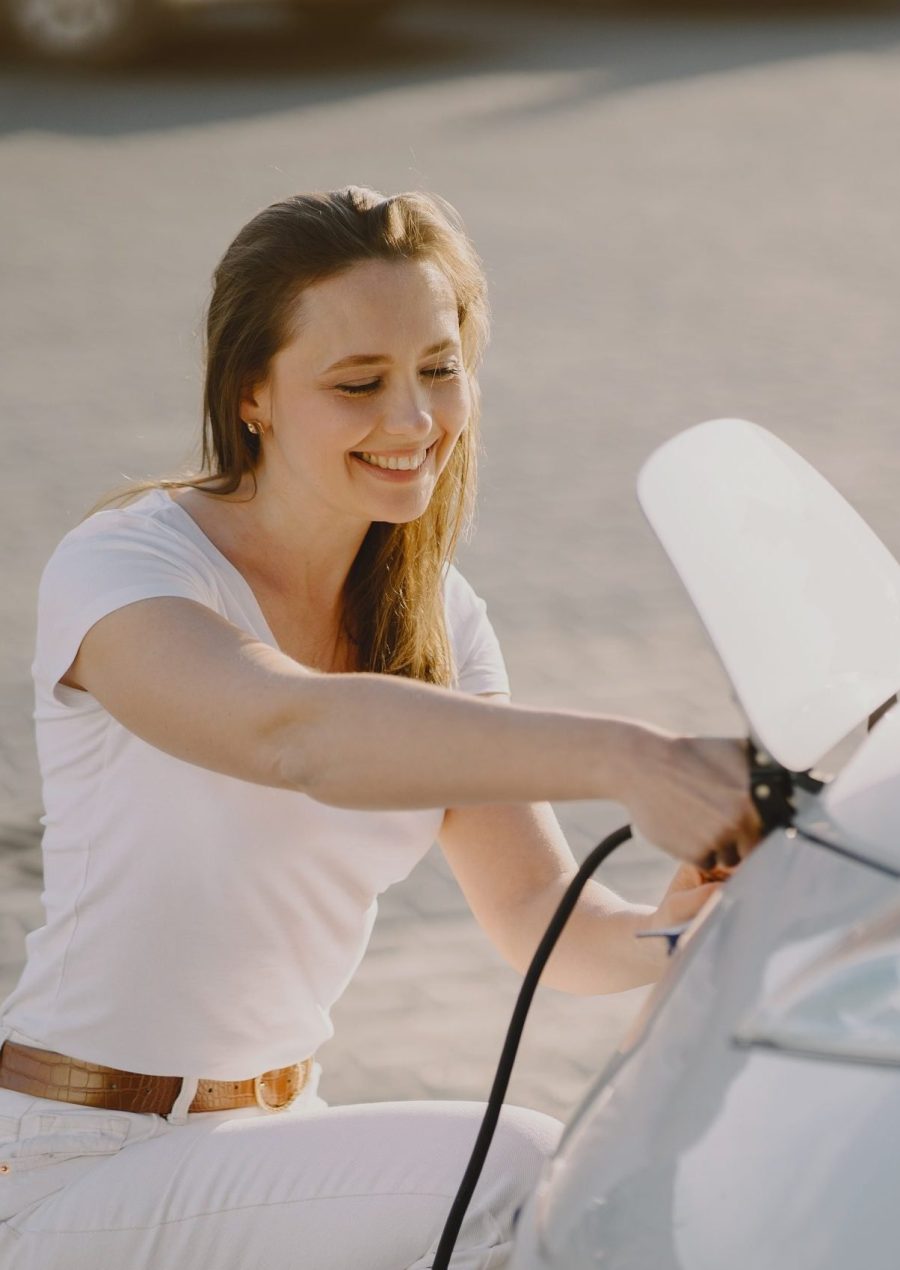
[64,595,761,865]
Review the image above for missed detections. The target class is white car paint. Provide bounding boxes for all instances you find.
[637,418,900,772]
[510,420,900,1270]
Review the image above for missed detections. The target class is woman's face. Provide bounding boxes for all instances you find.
[244,256,471,530]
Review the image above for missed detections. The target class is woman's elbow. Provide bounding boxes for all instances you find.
[264,678,332,796]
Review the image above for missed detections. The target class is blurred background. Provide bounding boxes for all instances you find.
[2,0,900,1119]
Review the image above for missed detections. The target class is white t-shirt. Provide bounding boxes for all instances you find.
[0,488,509,1083]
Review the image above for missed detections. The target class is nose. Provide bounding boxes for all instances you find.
[382,378,433,440]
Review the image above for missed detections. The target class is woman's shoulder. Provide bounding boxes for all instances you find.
[48,488,208,566]
[57,487,180,542]
[442,560,488,624]
[442,559,484,602]
[441,562,510,697]
[32,489,223,704]
[39,487,219,604]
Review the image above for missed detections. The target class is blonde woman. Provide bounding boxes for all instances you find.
[0,188,759,1269]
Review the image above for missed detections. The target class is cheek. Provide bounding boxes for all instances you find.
[436,412,470,475]
[282,400,368,464]
[442,378,472,437]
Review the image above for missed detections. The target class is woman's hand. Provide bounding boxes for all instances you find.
[619,730,763,868]
[632,862,729,979]
[653,861,725,927]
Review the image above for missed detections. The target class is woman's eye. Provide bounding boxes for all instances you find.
[336,366,459,395]
[337,379,381,396]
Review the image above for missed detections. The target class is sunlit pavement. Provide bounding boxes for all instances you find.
[2,0,900,1117]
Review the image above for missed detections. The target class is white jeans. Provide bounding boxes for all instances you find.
[0,1065,562,1269]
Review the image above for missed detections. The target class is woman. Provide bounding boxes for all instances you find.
[0,187,760,1269]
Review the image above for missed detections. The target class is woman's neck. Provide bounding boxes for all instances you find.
[198,466,370,620]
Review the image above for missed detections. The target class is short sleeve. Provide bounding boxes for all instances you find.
[32,509,215,708]
[443,564,510,697]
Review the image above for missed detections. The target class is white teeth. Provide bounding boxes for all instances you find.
[357,448,428,471]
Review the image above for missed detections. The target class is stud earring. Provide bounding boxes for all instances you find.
[245,420,261,435]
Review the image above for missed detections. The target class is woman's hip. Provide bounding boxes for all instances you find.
[1,1094,561,1270]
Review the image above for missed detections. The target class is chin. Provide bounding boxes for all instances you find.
[370,493,433,525]
[376,506,432,527]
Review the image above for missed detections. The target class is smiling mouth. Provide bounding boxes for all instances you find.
[351,441,438,472]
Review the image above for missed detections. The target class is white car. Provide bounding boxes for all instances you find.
[507,418,900,1270]
[4,0,394,66]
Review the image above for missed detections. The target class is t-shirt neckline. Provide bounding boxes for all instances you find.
[152,488,279,648]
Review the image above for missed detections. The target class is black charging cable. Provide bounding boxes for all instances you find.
[430,822,634,1270]
[431,734,819,1267]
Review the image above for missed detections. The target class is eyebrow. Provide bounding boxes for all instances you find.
[322,342,459,374]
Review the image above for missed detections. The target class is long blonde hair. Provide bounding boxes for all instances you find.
[90,188,490,686]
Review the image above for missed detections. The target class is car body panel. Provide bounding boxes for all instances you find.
[510,828,900,1269]
[809,704,900,873]
[637,419,900,772]
[736,888,900,1064]
[509,421,900,1269]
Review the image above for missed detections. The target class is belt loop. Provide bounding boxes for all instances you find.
[166,1076,199,1125]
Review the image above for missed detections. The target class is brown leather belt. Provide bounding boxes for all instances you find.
[0,1041,312,1115]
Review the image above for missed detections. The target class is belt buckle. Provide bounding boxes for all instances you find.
[253,1060,306,1113]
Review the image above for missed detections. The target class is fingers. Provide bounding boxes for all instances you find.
[662,881,720,923]
[714,839,742,870]
[695,822,753,873]
[739,795,765,854]
[682,737,767,864]
[709,785,765,868]
[639,734,771,868]
[697,862,735,883]
[668,862,705,891]
[699,831,752,873]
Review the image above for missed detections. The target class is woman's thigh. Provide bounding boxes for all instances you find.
[3,1098,562,1270]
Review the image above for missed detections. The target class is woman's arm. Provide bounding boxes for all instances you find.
[439,798,718,995]
[66,596,760,865]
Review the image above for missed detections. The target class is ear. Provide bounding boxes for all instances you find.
[240,376,271,429]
